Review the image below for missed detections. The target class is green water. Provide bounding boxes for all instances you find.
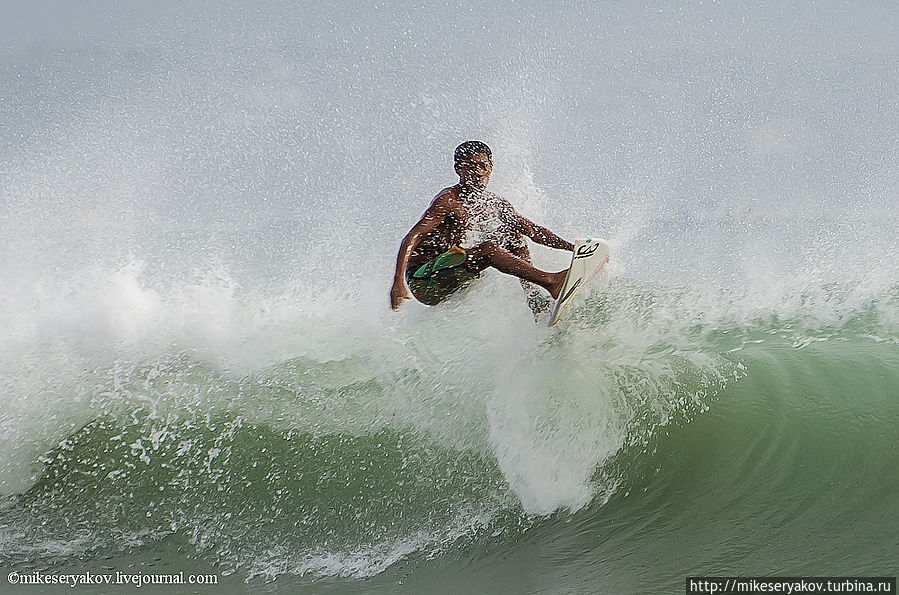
[4,304,896,593]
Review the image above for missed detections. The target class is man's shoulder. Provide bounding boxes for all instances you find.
[488,191,514,206]
[435,185,460,200]
[430,186,461,209]
[485,192,519,215]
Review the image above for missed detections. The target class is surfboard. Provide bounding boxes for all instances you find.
[547,238,610,326]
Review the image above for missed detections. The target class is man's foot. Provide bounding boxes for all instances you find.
[527,291,551,311]
[547,270,568,299]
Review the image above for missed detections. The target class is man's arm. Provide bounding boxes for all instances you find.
[390,190,454,310]
[515,213,574,252]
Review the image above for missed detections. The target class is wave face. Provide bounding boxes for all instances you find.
[2,1,897,592]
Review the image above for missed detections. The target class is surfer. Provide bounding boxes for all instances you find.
[390,141,574,315]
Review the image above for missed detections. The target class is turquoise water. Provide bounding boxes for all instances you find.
[2,2,897,593]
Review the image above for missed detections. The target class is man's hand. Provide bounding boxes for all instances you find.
[390,278,410,310]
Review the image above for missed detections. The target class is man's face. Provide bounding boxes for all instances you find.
[455,153,493,190]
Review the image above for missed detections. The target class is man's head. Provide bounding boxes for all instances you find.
[454,140,493,190]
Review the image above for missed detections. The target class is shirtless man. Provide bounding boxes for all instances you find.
[390,141,574,313]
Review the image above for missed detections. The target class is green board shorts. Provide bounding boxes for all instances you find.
[406,246,479,306]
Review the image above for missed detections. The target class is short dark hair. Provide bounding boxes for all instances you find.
[454,141,492,165]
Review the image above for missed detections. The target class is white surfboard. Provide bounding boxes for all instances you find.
[547,238,610,326]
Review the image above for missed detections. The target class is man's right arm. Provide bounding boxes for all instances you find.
[390,191,453,310]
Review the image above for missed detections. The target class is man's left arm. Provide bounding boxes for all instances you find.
[516,214,574,252]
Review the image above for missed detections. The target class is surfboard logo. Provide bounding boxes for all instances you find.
[574,243,599,259]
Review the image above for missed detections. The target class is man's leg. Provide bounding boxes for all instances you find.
[466,241,567,298]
